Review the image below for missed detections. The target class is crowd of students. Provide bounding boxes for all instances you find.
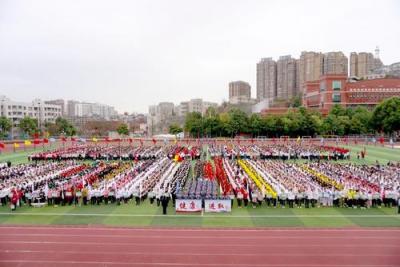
[208,144,350,160]
[1,144,399,213]
[29,145,164,161]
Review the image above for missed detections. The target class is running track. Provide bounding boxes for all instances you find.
[0,226,399,267]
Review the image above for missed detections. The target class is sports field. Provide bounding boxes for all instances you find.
[1,143,399,165]
[1,201,399,228]
[1,143,399,229]
[0,146,52,165]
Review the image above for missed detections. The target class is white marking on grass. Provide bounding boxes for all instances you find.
[1,225,400,232]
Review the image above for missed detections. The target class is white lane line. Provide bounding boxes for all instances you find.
[1,233,399,239]
[0,260,398,267]
[1,240,399,246]
[1,244,398,248]
[0,250,398,257]
[0,212,399,218]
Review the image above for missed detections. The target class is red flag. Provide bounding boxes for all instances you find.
[33,132,39,139]
[71,137,76,142]
[379,137,384,144]
[152,138,157,145]
[43,138,49,144]
[33,139,41,145]
[0,143,5,149]
[61,137,67,142]
[128,138,133,143]
[105,137,111,143]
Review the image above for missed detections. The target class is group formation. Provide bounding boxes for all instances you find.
[1,142,399,212]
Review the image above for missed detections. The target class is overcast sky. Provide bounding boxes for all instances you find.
[0,0,399,113]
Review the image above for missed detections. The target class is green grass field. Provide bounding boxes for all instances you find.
[341,144,400,165]
[0,200,399,228]
[1,143,398,166]
[1,144,399,228]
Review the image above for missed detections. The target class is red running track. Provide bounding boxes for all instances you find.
[0,226,399,267]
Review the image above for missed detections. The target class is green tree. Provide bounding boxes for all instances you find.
[249,114,262,137]
[290,95,302,108]
[261,116,277,137]
[322,114,351,136]
[298,107,321,136]
[169,123,183,135]
[281,117,292,135]
[330,104,347,117]
[218,112,231,136]
[0,116,12,139]
[349,107,372,134]
[184,112,203,137]
[117,123,129,136]
[203,117,220,137]
[337,115,351,136]
[19,117,38,137]
[55,117,77,136]
[371,97,400,134]
[309,114,323,135]
[204,106,218,118]
[227,109,249,136]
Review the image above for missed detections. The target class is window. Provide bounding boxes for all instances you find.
[332,93,341,102]
[332,81,342,90]
[320,81,326,92]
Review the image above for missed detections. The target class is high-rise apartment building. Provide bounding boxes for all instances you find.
[229,81,251,104]
[350,51,383,78]
[298,51,323,93]
[323,52,348,75]
[256,58,277,101]
[276,55,297,100]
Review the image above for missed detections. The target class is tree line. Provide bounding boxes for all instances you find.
[0,116,77,139]
[0,115,133,140]
[183,97,400,138]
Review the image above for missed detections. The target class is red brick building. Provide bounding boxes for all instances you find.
[261,76,400,116]
[303,75,400,110]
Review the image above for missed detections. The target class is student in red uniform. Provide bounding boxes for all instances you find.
[10,188,18,211]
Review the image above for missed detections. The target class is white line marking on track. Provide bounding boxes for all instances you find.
[0,212,399,218]
[0,260,398,267]
[1,240,399,246]
[1,233,399,239]
[0,250,398,257]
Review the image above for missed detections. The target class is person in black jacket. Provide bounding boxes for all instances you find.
[161,194,170,215]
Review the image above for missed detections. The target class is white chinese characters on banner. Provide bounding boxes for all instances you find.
[204,199,231,212]
[175,199,202,212]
